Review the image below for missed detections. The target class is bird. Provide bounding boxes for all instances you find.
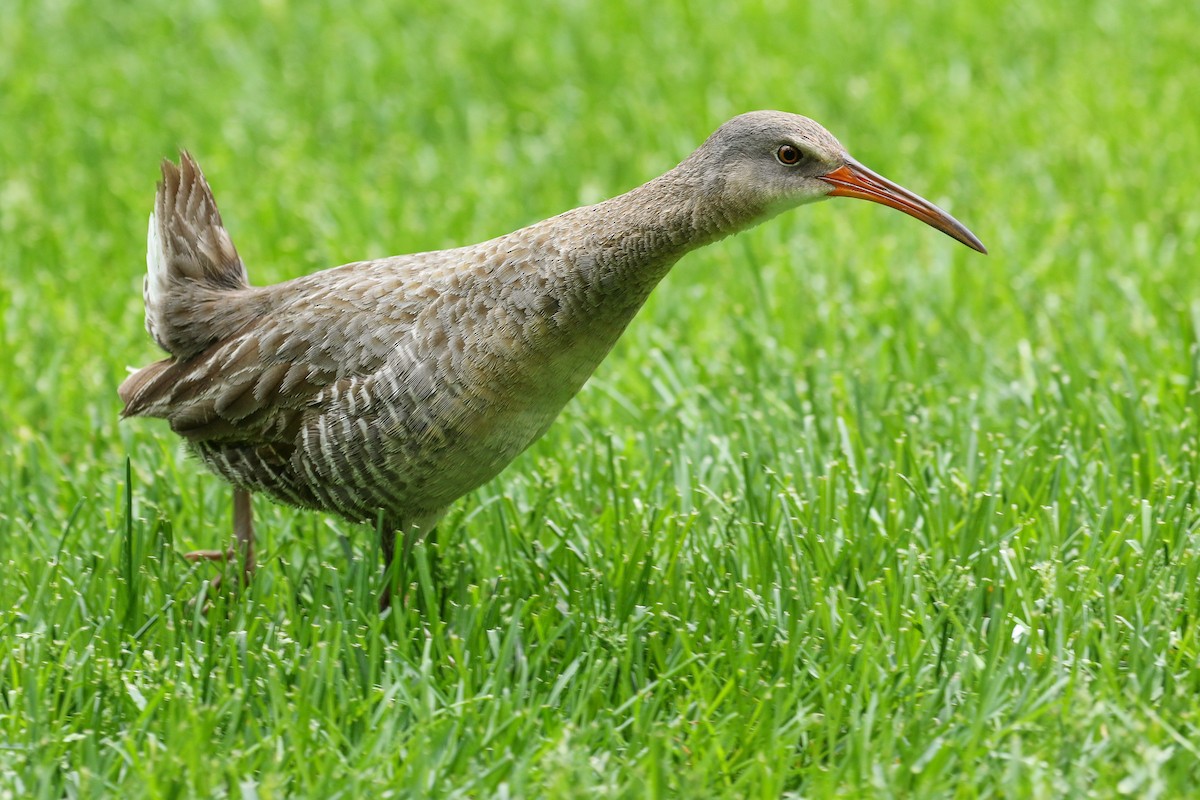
[119,111,986,608]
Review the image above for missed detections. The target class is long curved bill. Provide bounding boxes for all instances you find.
[818,156,987,254]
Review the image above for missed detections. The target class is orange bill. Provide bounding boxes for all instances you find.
[819,157,987,254]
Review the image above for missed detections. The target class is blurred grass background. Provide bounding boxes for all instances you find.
[2,0,1199,796]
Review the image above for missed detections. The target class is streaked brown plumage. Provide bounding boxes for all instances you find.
[120,111,985,606]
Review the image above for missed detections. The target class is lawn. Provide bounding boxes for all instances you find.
[2,0,1199,796]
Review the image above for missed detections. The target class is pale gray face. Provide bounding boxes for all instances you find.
[687,111,850,215]
[686,110,987,253]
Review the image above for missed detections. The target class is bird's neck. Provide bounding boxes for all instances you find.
[461,164,768,415]
[505,164,767,381]
[558,163,759,303]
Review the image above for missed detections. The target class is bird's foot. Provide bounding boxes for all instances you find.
[184,548,237,562]
[184,547,256,611]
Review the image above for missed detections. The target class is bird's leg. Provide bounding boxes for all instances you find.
[379,526,398,612]
[185,489,257,598]
[377,523,421,613]
[409,525,443,616]
[424,525,448,617]
[378,519,441,613]
[232,488,256,584]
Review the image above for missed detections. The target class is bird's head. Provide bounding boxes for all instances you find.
[686,111,986,253]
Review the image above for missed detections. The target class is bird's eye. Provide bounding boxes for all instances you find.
[776,144,804,166]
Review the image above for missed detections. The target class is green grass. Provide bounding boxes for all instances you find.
[3,0,1200,796]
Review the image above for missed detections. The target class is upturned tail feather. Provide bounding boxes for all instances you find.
[121,152,254,416]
